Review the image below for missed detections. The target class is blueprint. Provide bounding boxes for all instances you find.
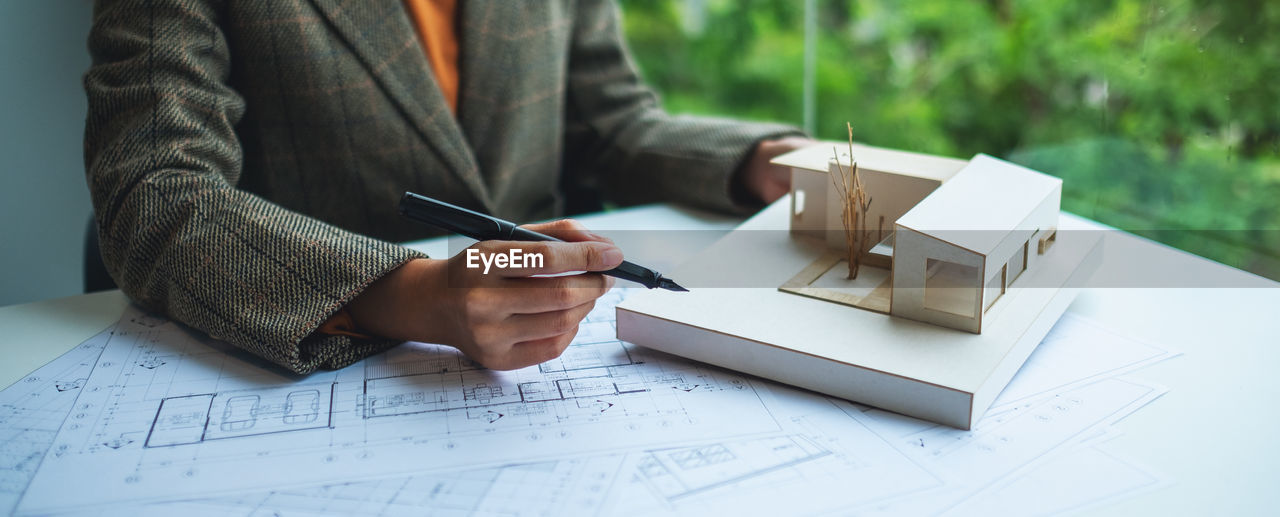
[943,433,1170,517]
[988,313,1179,412]
[171,455,631,517]
[599,403,940,516]
[846,376,1167,516]
[176,388,939,517]
[6,289,1179,516]
[168,378,1166,517]
[14,289,934,515]
[0,327,110,515]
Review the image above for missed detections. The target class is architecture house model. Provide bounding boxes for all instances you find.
[617,142,1101,428]
[776,145,1063,334]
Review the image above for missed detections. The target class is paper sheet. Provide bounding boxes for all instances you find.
[6,289,1178,516]
[989,313,1178,412]
[180,388,940,517]
[15,290,933,515]
[846,377,1168,516]
[596,389,941,516]
[186,455,629,517]
[0,327,110,515]
[943,434,1171,516]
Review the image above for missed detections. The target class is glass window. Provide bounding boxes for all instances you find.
[619,0,1280,282]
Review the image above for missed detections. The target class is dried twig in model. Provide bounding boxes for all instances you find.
[831,122,873,279]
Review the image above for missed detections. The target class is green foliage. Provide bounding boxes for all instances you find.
[619,0,1280,279]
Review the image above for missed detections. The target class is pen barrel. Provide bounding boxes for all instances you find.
[604,261,661,289]
[399,192,503,240]
[507,227,561,242]
[400,192,670,289]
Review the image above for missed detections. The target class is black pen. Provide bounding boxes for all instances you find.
[399,192,688,292]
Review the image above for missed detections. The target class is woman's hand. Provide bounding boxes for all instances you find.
[346,219,621,370]
[739,136,817,203]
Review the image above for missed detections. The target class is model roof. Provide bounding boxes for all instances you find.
[895,154,1062,255]
[769,141,966,183]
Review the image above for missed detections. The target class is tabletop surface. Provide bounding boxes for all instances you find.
[1,202,1275,516]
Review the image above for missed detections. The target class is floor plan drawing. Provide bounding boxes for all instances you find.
[0,327,110,516]
[845,377,1168,516]
[147,383,335,447]
[599,392,941,517]
[2,344,634,517]
[177,455,631,517]
[15,290,807,514]
[356,322,659,426]
[163,379,940,517]
[631,434,834,502]
[943,436,1170,517]
[5,287,1176,516]
[986,314,1177,413]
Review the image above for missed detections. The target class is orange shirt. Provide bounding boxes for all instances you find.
[404,0,460,114]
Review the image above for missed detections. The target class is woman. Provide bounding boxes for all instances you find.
[84,0,809,373]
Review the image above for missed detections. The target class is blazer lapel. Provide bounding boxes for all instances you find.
[456,1,554,202]
[308,0,493,210]
[456,0,496,183]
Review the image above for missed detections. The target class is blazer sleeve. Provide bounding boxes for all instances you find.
[561,0,805,214]
[84,0,423,373]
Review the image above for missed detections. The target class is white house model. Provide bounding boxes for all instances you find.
[771,144,1063,333]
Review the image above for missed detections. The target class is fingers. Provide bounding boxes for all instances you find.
[475,239,623,277]
[504,299,596,342]
[448,275,611,371]
[489,330,578,371]
[469,299,591,369]
[522,219,614,244]
[440,218,623,371]
[500,274,613,313]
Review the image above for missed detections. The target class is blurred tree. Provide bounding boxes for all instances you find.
[619,0,1280,279]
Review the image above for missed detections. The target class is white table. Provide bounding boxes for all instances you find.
[1,203,1276,515]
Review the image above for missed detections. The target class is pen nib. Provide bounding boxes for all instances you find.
[657,278,689,292]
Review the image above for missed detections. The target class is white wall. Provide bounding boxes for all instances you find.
[0,1,95,306]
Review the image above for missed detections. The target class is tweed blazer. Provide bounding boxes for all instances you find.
[84,0,799,373]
